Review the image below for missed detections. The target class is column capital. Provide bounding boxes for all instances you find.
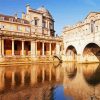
[12,39,14,41]
[22,40,25,42]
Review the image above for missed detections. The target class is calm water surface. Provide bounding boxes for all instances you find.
[0,62,100,100]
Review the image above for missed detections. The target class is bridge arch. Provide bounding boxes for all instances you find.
[65,45,77,61]
[83,43,100,62]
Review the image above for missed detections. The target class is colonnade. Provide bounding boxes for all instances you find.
[0,38,61,57]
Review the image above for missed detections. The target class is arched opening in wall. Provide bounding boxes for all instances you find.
[66,45,77,61]
[83,43,100,62]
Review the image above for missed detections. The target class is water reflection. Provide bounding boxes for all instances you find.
[0,63,61,92]
[83,63,100,86]
[0,62,99,100]
[65,63,77,79]
[63,63,100,100]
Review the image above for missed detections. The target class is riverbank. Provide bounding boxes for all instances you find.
[0,56,60,65]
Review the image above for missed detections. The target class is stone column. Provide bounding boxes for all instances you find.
[0,70,4,89]
[56,67,60,81]
[22,41,24,56]
[31,41,36,57]
[49,66,52,81]
[56,43,60,56]
[42,67,45,82]
[0,38,2,57]
[31,67,35,85]
[42,42,45,56]
[49,43,51,56]
[35,41,37,56]
[12,71,15,86]
[12,39,14,56]
[2,39,4,56]
[21,70,25,86]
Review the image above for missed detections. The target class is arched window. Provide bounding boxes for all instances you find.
[91,20,95,33]
[34,17,39,26]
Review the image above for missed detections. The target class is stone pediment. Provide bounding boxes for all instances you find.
[85,12,100,21]
[85,12,96,19]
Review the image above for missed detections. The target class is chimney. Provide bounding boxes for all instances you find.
[14,13,18,19]
[22,12,26,19]
[26,4,30,14]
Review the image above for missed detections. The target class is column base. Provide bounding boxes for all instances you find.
[42,55,46,57]
[0,55,3,58]
[31,55,37,58]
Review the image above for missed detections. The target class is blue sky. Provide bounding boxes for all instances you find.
[0,0,100,35]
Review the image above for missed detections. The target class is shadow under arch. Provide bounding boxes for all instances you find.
[83,63,100,86]
[66,45,77,61]
[83,43,100,62]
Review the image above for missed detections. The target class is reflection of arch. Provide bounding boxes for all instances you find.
[83,43,100,62]
[66,45,77,61]
[83,64,100,86]
[65,62,77,79]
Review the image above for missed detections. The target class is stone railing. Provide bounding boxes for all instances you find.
[0,29,62,41]
[0,29,31,37]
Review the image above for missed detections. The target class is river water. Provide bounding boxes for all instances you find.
[0,62,100,100]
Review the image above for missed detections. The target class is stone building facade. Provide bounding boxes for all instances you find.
[0,5,62,63]
[62,12,100,63]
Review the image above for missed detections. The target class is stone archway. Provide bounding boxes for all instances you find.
[66,45,77,61]
[83,43,100,63]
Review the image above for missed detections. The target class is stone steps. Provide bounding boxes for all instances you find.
[0,56,60,64]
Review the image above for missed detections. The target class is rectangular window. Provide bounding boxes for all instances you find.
[9,18,13,22]
[34,19,38,26]
[49,23,53,29]
[0,24,4,29]
[21,20,24,24]
[10,26,14,31]
[0,17,4,21]
[25,27,30,32]
[43,21,46,28]
[18,26,22,31]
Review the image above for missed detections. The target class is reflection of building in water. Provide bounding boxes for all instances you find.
[0,64,65,100]
[63,63,100,100]
[65,62,77,79]
[1,63,100,100]
[0,67,5,90]
[0,63,63,92]
[83,63,100,85]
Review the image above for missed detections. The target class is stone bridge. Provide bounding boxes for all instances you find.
[62,12,100,63]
